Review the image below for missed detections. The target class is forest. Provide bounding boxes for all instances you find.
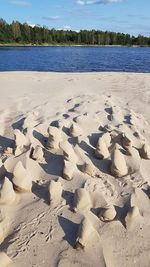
[0,18,150,46]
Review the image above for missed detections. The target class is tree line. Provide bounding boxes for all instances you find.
[0,18,150,46]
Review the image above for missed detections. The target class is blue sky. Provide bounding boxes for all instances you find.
[0,0,150,36]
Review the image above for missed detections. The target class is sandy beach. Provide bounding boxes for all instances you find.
[0,72,150,267]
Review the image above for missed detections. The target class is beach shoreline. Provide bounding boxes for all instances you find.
[0,43,147,47]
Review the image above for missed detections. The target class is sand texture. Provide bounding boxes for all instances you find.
[0,72,150,267]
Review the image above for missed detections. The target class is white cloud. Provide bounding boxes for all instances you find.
[42,16,61,21]
[76,0,85,5]
[10,0,31,7]
[26,21,35,27]
[63,25,71,31]
[76,0,122,5]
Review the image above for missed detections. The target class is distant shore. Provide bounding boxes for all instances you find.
[0,43,149,48]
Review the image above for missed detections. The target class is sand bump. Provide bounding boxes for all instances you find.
[111,145,128,177]
[70,123,83,138]
[75,216,99,249]
[14,129,28,156]
[74,188,92,213]
[32,145,44,162]
[95,138,110,160]
[13,161,32,192]
[122,133,132,150]
[63,160,76,181]
[125,206,140,227]
[81,162,95,177]
[47,126,61,150]
[60,141,78,164]
[48,180,63,206]
[0,177,16,205]
[102,132,111,148]
[99,205,116,222]
[139,143,150,159]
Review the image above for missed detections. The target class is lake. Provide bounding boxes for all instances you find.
[0,46,150,72]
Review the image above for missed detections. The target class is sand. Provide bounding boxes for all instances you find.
[0,72,150,267]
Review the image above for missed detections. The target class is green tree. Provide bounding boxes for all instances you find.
[11,21,21,42]
[0,18,150,46]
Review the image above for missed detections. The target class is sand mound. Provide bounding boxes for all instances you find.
[125,146,141,173]
[14,129,28,147]
[95,137,110,160]
[47,126,61,150]
[102,132,112,148]
[0,177,17,205]
[81,161,95,177]
[111,145,128,177]
[48,180,63,206]
[60,141,78,164]
[99,204,116,222]
[31,145,44,162]
[63,160,76,181]
[70,123,83,138]
[125,206,140,227]
[25,154,44,182]
[75,216,100,249]
[122,132,132,150]
[74,188,92,213]
[130,188,150,215]
[14,129,29,156]
[12,161,32,192]
[139,143,150,159]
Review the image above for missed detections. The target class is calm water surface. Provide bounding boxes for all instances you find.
[0,46,150,72]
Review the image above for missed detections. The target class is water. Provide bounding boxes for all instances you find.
[0,46,150,72]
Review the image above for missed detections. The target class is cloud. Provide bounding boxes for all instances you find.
[63,25,71,31]
[26,21,35,27]
[42,16,61,21]
[10,0,31,6]
[76,0,122,5]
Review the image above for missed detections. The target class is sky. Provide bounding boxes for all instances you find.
[0,0,150,36]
